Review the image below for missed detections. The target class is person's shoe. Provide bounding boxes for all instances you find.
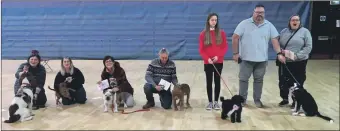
[213,101,220,110]
[142,101,155,109]
[254,100,264,108]
[206,102,213,110]
[278,100,289,107]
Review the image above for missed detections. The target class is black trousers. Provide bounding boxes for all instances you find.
[278,60,308,100]
[143,83,172,109]
[34,88,47,107]
[62,87,87,105]
[204,63,223,102]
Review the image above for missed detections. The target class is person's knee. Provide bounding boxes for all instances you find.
[36,92,47,105]
[62,98,75,105]
[144,83,152,94]
[161,102,172,109]
[160,94,172,109]
[75,88,87,104]
[125,95,135,107]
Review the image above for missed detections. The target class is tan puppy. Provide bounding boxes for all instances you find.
[172,83,191,111]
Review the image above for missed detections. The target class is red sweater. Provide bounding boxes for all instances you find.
[199,30,228,64]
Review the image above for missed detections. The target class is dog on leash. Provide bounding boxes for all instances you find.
[220,95,245,123]
[103,88,118,112]
[289,83,334,123]
[4,73,36,123]
[172,83,191,111]
[48,79,76,106]
[102,77,119,112]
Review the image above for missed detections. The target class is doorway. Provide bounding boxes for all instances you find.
[310,1,340,59]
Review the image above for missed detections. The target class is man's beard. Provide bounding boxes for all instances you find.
[256,16,263,21]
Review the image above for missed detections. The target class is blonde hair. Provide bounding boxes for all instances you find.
[60,57,74,76]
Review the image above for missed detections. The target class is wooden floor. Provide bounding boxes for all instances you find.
[1,60,339,130]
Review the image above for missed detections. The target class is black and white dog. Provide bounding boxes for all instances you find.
[102,78,118,112]
[289,83,334,123]
[4,74,38,123]
[220,95,245,123]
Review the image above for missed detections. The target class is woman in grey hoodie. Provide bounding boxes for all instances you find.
[14,54,47,110]
[277,14,312,107]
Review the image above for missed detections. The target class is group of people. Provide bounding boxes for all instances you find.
[199,4,312,110]
[13,4,312,112]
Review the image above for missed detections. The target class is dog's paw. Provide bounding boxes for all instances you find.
[292,112,299,116]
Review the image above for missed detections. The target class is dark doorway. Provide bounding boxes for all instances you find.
[310,1,340,59]
[328,4,340,59]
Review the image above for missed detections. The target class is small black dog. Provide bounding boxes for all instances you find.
[290,83,334,123]
[220,95,245,123]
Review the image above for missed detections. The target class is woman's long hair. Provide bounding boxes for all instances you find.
[204,13,222,46]
[60,57,74,76]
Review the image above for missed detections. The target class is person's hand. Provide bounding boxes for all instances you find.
[208,58,214,64]
[233,54,240,63]
[113,87,119,92]
[155,85,162,91]
[97,81,102,85]
[23,65,29,72]
[212,56,218,63]
[278,54,286,64]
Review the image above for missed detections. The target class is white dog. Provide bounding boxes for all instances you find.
[4,77,34,123]
[103,88,118,112]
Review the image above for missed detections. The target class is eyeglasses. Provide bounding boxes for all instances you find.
[254,11,265,14]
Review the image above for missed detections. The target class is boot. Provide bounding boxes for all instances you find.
[143,101,155,109]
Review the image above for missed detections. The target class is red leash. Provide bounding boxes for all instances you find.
[211,63,234,96]
[111,103,151,114]
[121,108,150,114]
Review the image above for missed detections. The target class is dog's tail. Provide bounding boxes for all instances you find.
[47,86,56,91]
[316,112,334,123]
[220,96,225,102]
[4,105,20,123]
[4,115,20,123]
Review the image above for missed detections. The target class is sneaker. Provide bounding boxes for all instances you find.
[206,102,213,110]
[254,100,264,108]
[142,101,155,109]
[278,100,289,107]
[213,101,220,110]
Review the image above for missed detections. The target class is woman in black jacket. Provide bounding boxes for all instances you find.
[14,54,47,110]
[53,57,87,105]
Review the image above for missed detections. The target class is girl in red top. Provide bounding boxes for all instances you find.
[199,13,228,110]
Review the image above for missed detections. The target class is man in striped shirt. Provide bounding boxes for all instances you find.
[142,48,178,109]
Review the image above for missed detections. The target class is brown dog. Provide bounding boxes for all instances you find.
[172,83,191,111]
[48,82,75,105]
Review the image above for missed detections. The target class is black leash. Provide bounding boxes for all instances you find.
[282,63,301,86]
[211,63,234,96]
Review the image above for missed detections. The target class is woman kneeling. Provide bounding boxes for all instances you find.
[54,57,87,105]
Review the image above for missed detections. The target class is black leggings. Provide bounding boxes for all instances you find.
[278,60,308,100]
[62,87,87,105]
[204,63,223,102]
